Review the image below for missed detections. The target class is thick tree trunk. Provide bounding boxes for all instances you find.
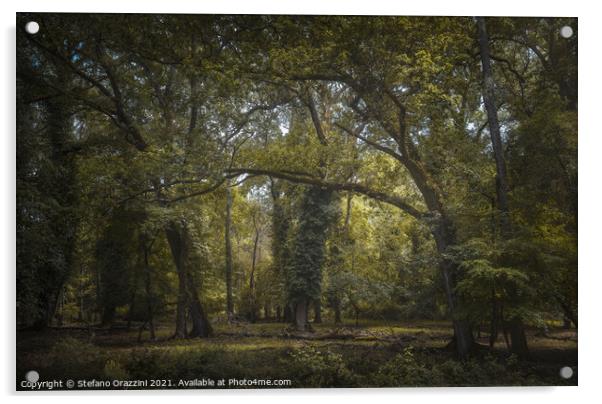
[508,316,529,356]
[224,185,234,320]
[295,300,308,331]
[27,72,79,330]
[188,281,212,337]
[174,256,188,338]
[166,221,212,338]
[284,304,293,323]
[314,300,322,323]
[477,17,529,358]
[102,306,116,327]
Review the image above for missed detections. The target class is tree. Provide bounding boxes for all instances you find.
[476,16,528,357]
[224,184,235,320]
[287,186,338,330]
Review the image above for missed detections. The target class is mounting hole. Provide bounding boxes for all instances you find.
[560,26,573,39]
[559,366,573,379]
[25,21,39,35]
[25,370,39,383]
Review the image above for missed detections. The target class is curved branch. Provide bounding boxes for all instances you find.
[335,122,404,163]
[225,167,424,219]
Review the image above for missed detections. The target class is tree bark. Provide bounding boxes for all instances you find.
[249,221,260,323]
[224,185,234,320]
[283,304,293,323]
[276,305,282,322]
[295,300,308,331]
[489,287,499,349]
[334,300,342,324]
[165,221,212,338]
[477,17,511,233]
[314,300,322,323]
[167,224,188,338]
[142,236,156,341]
[477,16,529,358]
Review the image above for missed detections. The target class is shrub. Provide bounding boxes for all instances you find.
[288,345,355,387]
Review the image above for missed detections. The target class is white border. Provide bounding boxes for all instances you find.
[2,1,599,403]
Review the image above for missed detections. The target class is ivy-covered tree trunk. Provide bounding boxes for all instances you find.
[287,186,337,331]
[40,92,78,328]
[17,66,80,329]
[295,301,308,330]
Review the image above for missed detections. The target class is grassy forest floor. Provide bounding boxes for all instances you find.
[17,320,577,389]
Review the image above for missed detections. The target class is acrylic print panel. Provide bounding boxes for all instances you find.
[16,13,577,390]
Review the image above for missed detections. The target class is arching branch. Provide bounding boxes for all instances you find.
[225,167,425,219]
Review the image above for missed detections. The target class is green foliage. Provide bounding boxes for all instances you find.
[289,345,355,387]
[374,347,544,387]
[287,186,339,305]
[16,14,577,367]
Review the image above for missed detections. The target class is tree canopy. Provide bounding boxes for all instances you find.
[17,14,577,365]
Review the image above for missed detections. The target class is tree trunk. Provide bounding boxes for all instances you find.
[249,225,260,323]
[142,237,156,341]
[477,16,528,358]
[284,304,293,323]
[26,70,79,330]
[174,253,188,338]
[314,300,322,323]
[78,265,85,322]
[276,305,282,322]
[295,300,308,331]
[166,221,212,338]
[188,279,212,337]
[126,295,135,330]
[508,316,529,356]
[477,17,511,231]
[489,287,499,349]
[102,306,116,327]
[334,300,342,324]
[431,216,475,358]
[224,185,234,320]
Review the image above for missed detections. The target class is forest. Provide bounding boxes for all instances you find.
[16,14,577,388]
